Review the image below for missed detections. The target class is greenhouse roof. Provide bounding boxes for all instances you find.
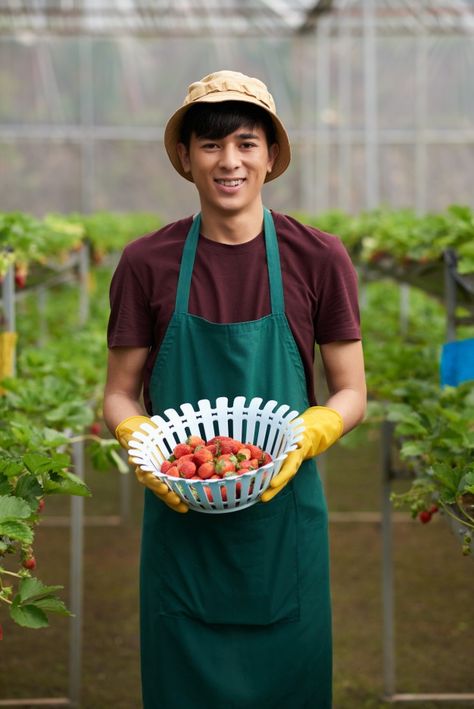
[0,0,473,36]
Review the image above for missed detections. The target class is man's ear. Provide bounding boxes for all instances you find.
[176,143,191,174]
[267,143,279,174]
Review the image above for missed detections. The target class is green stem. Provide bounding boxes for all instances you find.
[0,568,22,579]
[440,502,474,531]
[0,595,13,605]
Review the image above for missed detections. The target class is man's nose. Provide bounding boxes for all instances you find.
[218,145,241,170]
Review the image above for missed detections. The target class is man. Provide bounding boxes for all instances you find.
[104,70,366,708]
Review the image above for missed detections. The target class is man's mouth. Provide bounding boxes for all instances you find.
[214,178,245,187]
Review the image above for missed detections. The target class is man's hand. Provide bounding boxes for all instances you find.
[261,406,343,503]
[115,415,189,514]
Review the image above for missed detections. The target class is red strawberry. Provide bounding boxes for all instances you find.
[237,447,251,460]
[161,460,173,473]
[215,459,236,476]
[219,486,228,502]
[238,460,253,472]
[14,263,28,289]
[262,452,272,465]
[197,462,216,480]
[419,510,432,524]
[173,443,193,459]
[22,557,36,570]
[219,439,242,455]
[236,481,242,498]
[249,458,260,469]
[205,443,218,456]
[167,465,179,477]
[177,460,196,479]
[186,435,205,450]
[193,448,214,466]
[89,421,101,436]
[204,486,214,503]
[37,498,45,513]
[429,504,439,515]
[246,444,264,460]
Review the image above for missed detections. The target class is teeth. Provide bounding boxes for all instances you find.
[216,179,244,187]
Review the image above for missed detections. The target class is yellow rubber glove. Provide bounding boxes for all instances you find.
[261,406,343,503]
[115,415,189,514]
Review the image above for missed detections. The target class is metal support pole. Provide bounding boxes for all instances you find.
[37,286,48,347]
[80,36,94,215]
[381,420,395,699]
[399,283,410,337]
[444,250,457,343]
[315,18,331,214]
[337,19,352,212]
[415,28,428,216]
[69,440,85,708]
[2,265,16,333]
[78,243,90,327]
[363,0,379,210]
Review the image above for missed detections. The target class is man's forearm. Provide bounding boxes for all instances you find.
[103,392,147,436]
[324,387,367,435]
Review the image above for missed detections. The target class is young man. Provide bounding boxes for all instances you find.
[104,70,366,708]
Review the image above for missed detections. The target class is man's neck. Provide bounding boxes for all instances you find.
[199,203,265,245]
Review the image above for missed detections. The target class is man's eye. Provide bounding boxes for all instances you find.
[202,143,218,149]
[241,142,257,149]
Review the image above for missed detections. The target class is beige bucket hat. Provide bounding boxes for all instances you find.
[164,70,291,183]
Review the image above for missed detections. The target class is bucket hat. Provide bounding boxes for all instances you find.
[164,70,291,183]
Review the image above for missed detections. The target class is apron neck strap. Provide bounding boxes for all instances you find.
[175,208,285,315]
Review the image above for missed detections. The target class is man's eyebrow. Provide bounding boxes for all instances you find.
[237,132,260,139]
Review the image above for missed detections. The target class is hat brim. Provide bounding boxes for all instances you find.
[164,93,291,183]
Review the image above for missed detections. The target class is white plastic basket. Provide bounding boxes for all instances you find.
[128,396,304,514]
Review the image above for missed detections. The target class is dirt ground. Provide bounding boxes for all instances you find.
[1,437,473,709]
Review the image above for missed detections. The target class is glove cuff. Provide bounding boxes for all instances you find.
[115,415,151,450]
[313,406,344,439]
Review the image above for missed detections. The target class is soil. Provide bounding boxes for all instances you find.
[1,436,473,708]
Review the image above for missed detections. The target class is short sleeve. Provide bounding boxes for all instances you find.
[107,249,154,348]
[314,238,361,344]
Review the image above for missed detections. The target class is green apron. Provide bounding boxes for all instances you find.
[140,209,332,708]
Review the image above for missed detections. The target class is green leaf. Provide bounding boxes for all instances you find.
[43,471,91,497]
[0,495,32,521]
[23,453,54,475]
[10,601,49,629]
[0,520,33,544]
[34,596,71,617]
[14,475,43,504]
[0,461,24,478]
[400,441,429,458]
[19,577,64,603]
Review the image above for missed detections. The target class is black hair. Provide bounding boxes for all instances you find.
[179,101,276,149]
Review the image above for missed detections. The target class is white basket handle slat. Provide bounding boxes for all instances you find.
[229,395,247,441]
[215,396,230,437]
[162,407,190,444]
[196,398,218,440]
[243,396,264,444]
[178,402,201,437]
[254,399,279,448]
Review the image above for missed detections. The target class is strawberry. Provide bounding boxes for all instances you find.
[22,556,36,570]
[219,439,242,455]
[186,435,205,450]
[215,459,236,476]
[37,498,45,513]
[236,481,242,498]
[197,462,216,480]
[204,486,214,503]
[0,623,3,640]
[262,452,272,465]
[419,510,432,524]
[193,447,214,466]
[238,459,253,472]
[249,458,260,469]
[89,421,101,436]
[219,486,228,502]
[236,447,251,460]
[161,460,173,473]
[167,465,179,477]
[246,444,264,460]
[173,443,193,459]
[205,444,217,456]
[177,460,196,479]
[429,504,439,515]
[14,263,28,289]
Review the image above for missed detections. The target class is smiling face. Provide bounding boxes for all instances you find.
[176,124,279,218]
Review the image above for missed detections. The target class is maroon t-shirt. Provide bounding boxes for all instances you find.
[107,210,361,413]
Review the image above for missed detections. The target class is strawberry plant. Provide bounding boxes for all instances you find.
[388,381,474,554]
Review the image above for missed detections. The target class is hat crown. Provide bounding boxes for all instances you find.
[184,70,276,113]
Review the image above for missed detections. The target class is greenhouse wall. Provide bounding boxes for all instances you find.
[0,23,473,222]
